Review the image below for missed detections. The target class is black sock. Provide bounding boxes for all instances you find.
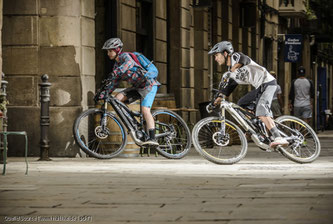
[148,129,155,140]
[270,126,281,139]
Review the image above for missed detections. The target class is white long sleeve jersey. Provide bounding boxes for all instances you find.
[225,52,275,89]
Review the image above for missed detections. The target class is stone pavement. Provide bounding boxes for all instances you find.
[0,136,333,224]
[317,129,333,138]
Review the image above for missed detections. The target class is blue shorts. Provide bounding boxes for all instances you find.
[141,86,158,108]
[121,85,158,108]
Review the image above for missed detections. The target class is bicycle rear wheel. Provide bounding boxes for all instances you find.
[73,108,127,159]
[192,117,247,164]
[152,109,191,159]
[275,115,320,163]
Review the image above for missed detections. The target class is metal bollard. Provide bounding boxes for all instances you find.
[39,74,52,161]
[0,73,8,163]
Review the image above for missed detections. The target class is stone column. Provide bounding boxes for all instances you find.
[168,0,181,104]
[327,64,333,112]
[0,0,3,157]
[179,0,193,109]
[0,0,2,83]
[2,0,95,157]
[155,0,167,93]
[193,9,209,109]
[284,62,292,115]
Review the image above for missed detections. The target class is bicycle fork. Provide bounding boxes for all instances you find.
[94,102,110,139]
[220,104,226,136]
[101,102,108,129]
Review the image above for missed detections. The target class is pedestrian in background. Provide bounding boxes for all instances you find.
[270,71,283,118]
[289,66,315,124]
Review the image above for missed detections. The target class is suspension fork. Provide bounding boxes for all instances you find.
[220,98,226,136]
[101,101,108,129]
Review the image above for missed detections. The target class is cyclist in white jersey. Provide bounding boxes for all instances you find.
[208,41,288,148]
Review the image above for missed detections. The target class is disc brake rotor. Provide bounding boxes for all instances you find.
[94,126,109,139]
[212,132,229,146]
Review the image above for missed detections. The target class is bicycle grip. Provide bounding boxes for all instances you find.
[206,103,214,113]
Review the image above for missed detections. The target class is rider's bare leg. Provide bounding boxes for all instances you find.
[258,116,275,130]
[141,106,155,130]
[115,93,158,145]
[141,106,158,146]
[259,116,288,147]
[116,92,155,129]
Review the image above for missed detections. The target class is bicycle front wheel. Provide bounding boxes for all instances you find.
[192,117,248,164]
[152,109,191,159]
[275,115,320,163]
[73,108,127,159]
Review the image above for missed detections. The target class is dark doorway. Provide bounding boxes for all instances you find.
[317,67,327,130]
[263,37,273,70]
[95,0,117,88]
[104,0,118,75]
[136,0,154,59]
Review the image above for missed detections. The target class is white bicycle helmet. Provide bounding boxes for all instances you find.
[102,38,123,50]
[208,41,234,55]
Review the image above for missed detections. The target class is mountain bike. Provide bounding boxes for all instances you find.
[192,83,320,165]
[73,84,191,159]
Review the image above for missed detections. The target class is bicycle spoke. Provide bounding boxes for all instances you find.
[74,109,127,159]
[275,116,320,163]
[194,118,247,164]
[153,110,191,158]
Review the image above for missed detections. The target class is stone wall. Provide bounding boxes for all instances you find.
[179,0,193,109]
[0,0,2,82]
[1,0,318,157]
[120,0,136,51]
[2,0,95,157]
[155,0,167,93]
[192,8,209,118]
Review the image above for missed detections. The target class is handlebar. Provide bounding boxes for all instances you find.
[94,79,114,102]
[206,103,214,113]
[206,77,228,113]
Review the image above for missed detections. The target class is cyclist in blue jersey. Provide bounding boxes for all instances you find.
[96,38,161,146]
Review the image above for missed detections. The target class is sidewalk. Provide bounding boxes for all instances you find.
[317,130,333,138]
[1,140,333,224]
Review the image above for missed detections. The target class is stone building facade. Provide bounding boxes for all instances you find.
[0,0,2,82]
[1,0,332,157]
[2,0,95,156]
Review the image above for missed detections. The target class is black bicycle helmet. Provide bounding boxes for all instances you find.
[102,38,123,50]
[208,41,234,55]
[298,66,305,76]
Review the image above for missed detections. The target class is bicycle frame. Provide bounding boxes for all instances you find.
[216,95,304,151]
[217,96,273,150]
[100,92,172,146]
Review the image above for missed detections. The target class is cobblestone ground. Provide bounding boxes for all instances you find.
[0,137,332,224]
